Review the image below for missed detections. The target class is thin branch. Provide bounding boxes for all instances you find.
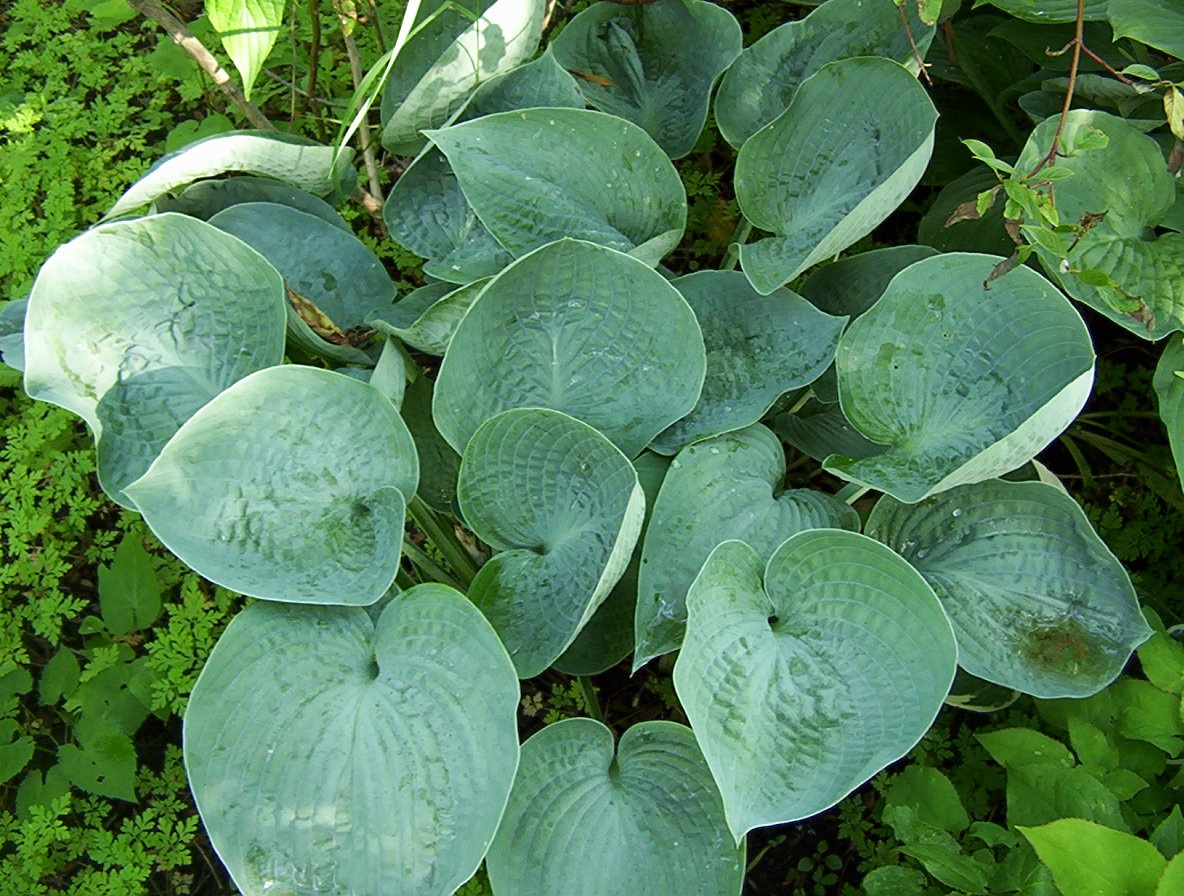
[306,0,328,140]
[896,1,933,86]
[126,0,275,130]
[1027,0,1086,178]
[342,21,385,205]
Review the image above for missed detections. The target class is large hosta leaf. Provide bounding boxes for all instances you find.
[1015,110,1183,339]
[380,0,546,154]
[550,0,741,158]
[23,214,286,506]
[673,534,957,839]
[865,480,1152,698]
[125,366,418,605]
[211,202,395,322]
[827,253,1095,503]
[715,0,935,148]
[634,424,858,669]
[185,586,519,896]
[486,719,743,895]
[153,175,350,229]
[457,408,644,677]
[433,239,704,457]
[554,451,670,676]
[107,132,355,219]
[207,0,285,100]
[1109,0,1184,56]
[735,58,937,295]
[1154,335,1184,492]
[427,109,686,266]
[649,271,845,455]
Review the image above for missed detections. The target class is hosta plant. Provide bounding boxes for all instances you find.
[9,0,1170,892]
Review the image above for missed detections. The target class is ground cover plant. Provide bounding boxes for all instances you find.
[3,0,1184,893]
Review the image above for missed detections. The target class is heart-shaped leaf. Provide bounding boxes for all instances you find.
[865,479,1154,697]
[433,239,705,457]
[650,271,845,454]
[23,214,287,506]
[635,424,858,669]
[185,585,520,896]
[735,58,937,294]
[827,253,1095,503]
[207,0,285,100]
[673,533,957,839]
[427,109,686,266]
[458,408,644,677]
[715,0,935,148]
[124,366,418,605]
[486,718,744,895]
[107,131,355,219]
[555,451,670,675]
[1015,110,1183,339]
[1154,335,1184,493]
[380,0,546,154]
[551,0,742,158]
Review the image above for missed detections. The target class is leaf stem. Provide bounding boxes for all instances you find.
[1027,0,1086,178]
[720,217,753,272]
[306,0,327,140]
[786,388,815,415]
[402,539,463,591]
[407,496,480,589]
[835,482,870,505]
[577,676,604,724]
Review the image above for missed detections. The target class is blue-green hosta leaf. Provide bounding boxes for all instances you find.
[457,409,644,677]
[715,0,936,148]
[486,719,743,895]
[433,239,704,457]
[368,280,486,356]
[385,148,515,285]
[206,0,286,100]
[866,480,1152,698]
[152,176,350,230]
[427,109,687,266]
[976,0,1110,22]
[1154,335,1184,493]
[23,214,286,507]
[124,366,418,605]
[1015,110,1183,339]
[649,271,845,455]
[798,245,940,320]
[866,482,1150,700]
[400,375,461,513]
[383,51,584,285]
[673,534,957,839]
[380,0,546,154]
[554,451,670,676]
[735,58,937,295]
[550,0,741,158]
[827,253,1095,503]
[107,131,355,219]
[185,586,519,896]
[774,399,887,463]
[0,299,27,372]
[635,424,858,669]
[209,202,396,329]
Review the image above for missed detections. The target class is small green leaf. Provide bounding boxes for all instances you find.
[1022,225,1071,257]
[1153,807,1184,858]
[1121,63,1162,81]
[898,842,991,894]
[885,767,969,835]
[98,536,163,636]
[1020,819,1165,896]
[1069,716,1120,771]
[206,0,286,100]
[1158,852,1184,896]
[1112,678,1184,755]
[1137,629,1184,695]
[977,728,1075,769]
[0,723,34,785]
[1155,337,1184,493]
[963,138,1014,174]
[861,865,929,896]
[58,717,137,801]
[39,650,80,705]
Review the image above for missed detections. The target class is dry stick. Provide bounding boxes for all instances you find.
[128,0,384,222]
[343,27,386,205]
[897,2,933,86]
[1027,0,1086,178]
[306,0,328,141]
[127,0,275,130]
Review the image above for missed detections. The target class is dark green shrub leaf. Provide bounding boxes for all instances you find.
[673,534,956,838]
[486,718,744,894]
[185,586,520,896]
[125,366,418,605]
[551,0,742,158]
[1020,819,1165,896]
[1154,335,1184,492]
[1108,0,1184,57]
